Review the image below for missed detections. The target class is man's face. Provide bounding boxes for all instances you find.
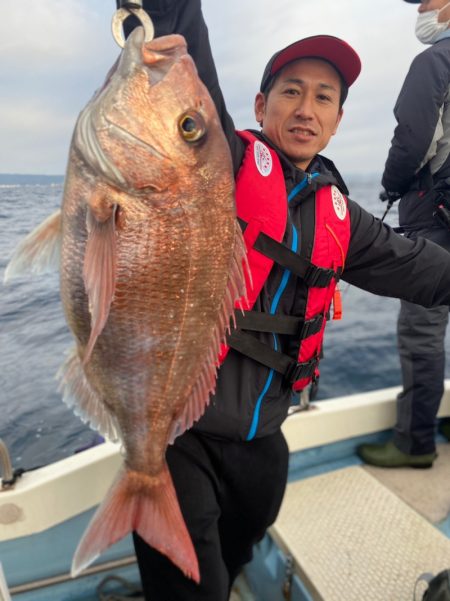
[254,58,343,172]
[419,0,450,21]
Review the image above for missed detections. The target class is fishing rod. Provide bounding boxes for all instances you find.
[379,189,401,222]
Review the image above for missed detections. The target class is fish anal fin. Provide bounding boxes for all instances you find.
[71,466,200,583]
[57,347,120,442]
[169,358,218,444]
[4,209,62,282]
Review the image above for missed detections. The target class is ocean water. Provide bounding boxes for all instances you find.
[1,177,449,469]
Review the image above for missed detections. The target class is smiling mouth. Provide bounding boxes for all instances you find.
[289,127,316,137]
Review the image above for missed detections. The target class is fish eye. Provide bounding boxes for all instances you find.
[178,112,206,143]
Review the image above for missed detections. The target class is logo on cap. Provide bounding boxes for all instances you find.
[254,141,272,177]
[331,185,347,220]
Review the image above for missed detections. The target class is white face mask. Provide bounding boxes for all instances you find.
[415,4,450,45]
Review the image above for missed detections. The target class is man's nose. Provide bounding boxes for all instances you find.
[294,95,314,118]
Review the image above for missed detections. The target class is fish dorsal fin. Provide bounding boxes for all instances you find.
[169,222,248,443]
[57,347,120,442]
[83,196,117,364]
[4,209,62,282]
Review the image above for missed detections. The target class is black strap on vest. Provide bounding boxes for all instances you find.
[228,217,338,381]
[227,328,318,384]
[238,218,341,287]
[235,310,324,338]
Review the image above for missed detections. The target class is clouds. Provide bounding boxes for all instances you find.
[0,0,425,177]
[0,1,117,174]
[0,1,115,71]
[203,0,424,179]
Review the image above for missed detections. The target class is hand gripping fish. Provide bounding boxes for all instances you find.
[4,27,247,583]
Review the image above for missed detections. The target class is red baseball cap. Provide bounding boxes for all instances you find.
[260,35,362,92]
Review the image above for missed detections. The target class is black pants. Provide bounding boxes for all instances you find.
[133,428,289,601]
[394,225,450,455]
[395,300,448,454]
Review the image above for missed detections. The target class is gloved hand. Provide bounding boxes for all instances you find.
[379,189,401,203]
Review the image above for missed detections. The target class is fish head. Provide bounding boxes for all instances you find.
[74,28,233,197]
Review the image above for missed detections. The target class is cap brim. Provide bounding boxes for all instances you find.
[270,35,361,88]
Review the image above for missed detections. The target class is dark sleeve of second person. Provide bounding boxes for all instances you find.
[117,0,244,174]
[381,48,449,195]
[343,199,450,307]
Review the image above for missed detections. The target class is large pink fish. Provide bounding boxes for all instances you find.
[5,27,247,583]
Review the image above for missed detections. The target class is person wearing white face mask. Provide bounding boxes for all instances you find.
[416,0,450,44]
[358,0,450,469]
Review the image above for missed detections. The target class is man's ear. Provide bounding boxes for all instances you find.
[254,92,266,127]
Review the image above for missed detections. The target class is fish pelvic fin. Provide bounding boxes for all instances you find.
[3,209,62,283]
[83,203,117,364]
[169,221,248,443]
[57,347,120,442]
[71,466,200,584]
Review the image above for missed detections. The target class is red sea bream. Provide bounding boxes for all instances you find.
[5,27,247,583]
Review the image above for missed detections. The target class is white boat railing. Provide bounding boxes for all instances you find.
[1,381,450,542]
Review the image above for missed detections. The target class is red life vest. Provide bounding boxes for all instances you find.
[221,130,351,392]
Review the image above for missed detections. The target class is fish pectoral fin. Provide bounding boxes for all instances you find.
[83,203,117,363]
[71,466,200,583]
[4,209,62,283]
[57,347,120,442]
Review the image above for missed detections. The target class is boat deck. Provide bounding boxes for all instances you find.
[2,385,450,600]
[269,459,450,601]
[364,443,450,527]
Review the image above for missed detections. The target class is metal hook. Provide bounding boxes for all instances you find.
[111,6,155,49]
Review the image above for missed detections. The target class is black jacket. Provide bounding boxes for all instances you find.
[122,0,450,441]
[382,38,450,231]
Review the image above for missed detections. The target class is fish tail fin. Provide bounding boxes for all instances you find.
[71,466,200,583]
[4,209,62,283]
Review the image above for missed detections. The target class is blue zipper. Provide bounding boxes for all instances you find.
[246,172,319,441]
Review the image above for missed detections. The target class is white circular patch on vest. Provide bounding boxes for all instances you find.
[254,141,272,177]
[331,185,347,220]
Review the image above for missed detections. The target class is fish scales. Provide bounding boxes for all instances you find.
[4,28,247,583]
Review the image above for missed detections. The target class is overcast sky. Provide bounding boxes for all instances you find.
[0,0,424,180]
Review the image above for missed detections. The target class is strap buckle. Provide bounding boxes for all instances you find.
[284,358,318,384]
[300,314,324,339]
[303,264,335,287]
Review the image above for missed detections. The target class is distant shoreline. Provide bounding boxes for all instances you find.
[0,172,380,186]
[0,174,64,185]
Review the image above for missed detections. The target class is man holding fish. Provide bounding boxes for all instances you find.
[112,1,450,600]
[8,0,450,599]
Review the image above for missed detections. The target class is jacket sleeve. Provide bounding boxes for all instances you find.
[343,199,450,307]
[118,0,245,174]
[382,47,448,195]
